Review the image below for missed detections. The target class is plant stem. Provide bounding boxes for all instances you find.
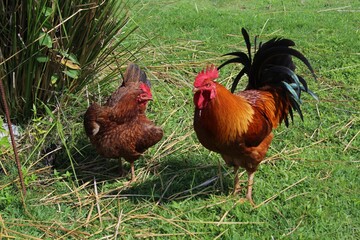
[0,78,26,196]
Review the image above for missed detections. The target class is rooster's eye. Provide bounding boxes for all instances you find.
[206,83,211,87]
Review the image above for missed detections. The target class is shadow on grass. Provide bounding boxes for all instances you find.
[53,137,124,183]
[109,156,236,204]
[52,138,235,203]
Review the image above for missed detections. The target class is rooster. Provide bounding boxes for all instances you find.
[84,63,163,182]
[193,28,317,205]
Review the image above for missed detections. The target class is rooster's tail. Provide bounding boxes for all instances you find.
[218,28,318,126]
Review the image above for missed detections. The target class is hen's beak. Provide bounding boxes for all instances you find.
[140,95,153,101]
[192,87,200,93]
[142,96,153,101]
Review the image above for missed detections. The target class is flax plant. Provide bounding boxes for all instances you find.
[0,0,137,121]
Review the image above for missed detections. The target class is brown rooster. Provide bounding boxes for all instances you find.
[193,28,317,205]
[84,63,163,182]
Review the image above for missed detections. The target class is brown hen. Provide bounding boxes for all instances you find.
[84,63,163,182]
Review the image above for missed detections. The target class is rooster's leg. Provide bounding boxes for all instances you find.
[246,171,255,206]
[232,166,241,194]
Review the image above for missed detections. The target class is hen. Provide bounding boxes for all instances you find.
[193,28,317,205]
[84,63,163,182]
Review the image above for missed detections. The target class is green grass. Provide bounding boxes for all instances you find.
[1,0,359,239]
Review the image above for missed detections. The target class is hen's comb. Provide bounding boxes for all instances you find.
[140,82,152,97]
[194,65,219,87]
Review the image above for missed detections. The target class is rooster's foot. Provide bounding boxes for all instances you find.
[236,197,255,207]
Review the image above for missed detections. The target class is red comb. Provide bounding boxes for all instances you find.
[194,65,219,87]
[140,83,152,96]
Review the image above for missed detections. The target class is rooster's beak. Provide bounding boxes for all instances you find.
[192,87,200,93]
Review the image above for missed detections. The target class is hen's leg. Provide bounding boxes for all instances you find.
[246,171,255,206]
[232,166,241,195]
[118,158,124,176]
[130,161,136,183]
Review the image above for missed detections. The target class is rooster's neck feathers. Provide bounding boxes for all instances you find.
[196,83,254,144]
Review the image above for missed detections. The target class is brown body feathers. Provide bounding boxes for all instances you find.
[84,63,163,181]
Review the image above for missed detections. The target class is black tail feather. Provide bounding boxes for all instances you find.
[231,67,248,93]
[217,52,250,70]
[218,28,317,124]
[242,28,252,63]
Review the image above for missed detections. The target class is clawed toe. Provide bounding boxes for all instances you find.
[232,186,242,195]
[235,197,255,206]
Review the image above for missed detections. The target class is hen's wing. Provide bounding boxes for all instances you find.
[135,116,163,154]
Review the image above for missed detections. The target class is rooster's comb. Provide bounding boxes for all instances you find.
[194,65,219,87]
